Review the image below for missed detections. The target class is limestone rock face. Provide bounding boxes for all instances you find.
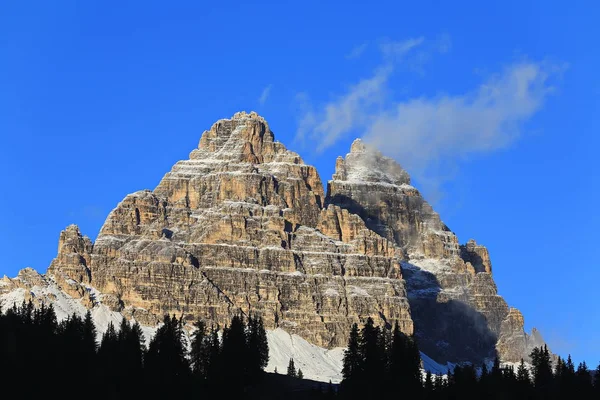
[328,139,458,260]
[70,112,413,347]
[461,239,492,274]
[34,112,543,364]
[48,224,93,283]
[326,140,542,363]
[45,225,96,303]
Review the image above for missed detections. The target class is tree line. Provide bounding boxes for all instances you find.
[2,300,600,399]
[0,300,268,398]
[340,317,600,400]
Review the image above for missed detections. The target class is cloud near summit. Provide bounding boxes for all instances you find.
[295,37,563,197]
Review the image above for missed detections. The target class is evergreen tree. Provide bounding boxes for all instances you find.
[128,320,145,368]
[490,355,503,388]
[23,299,34,324]
[556,354,576,396]
[82,310,97,357]
[59,313,87,391]
[190,318,207,379]
[29,303,58,393]
[79,310,98,390]
[517,358,530,384]
[118,316,131,342]
[220,314,248,389]
[287,358,297,377]
[98,322,119,365]
[246,314,269,378]
[36,303,58,336]
[359,318,385,396]
[341,323,361,384]
[575,361,593,398]
[554,356,564,381]
[145,314,190,396]
[530,345,553,397]
[389,321,422,395]
[122,319,145,396]
[503,365,517,396]
[516,359,533,400]
[98,322,119,397]
[205,325,221,386]
[423,370,434,399]
[566,355,575,375]
[297,369,304,379]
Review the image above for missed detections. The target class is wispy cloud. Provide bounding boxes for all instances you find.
[362,62,560,181]
[295,37,425,151]
[380,37,425,59]
[346,42,368,59]
[295,35,564,199]
[299,65,393,152]
[258,84,272,105]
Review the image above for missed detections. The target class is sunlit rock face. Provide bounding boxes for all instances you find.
[22,111,543,363]
[49,112,412,348]
[326,139,542,363]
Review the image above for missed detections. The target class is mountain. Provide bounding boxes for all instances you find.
[0,111,545,380]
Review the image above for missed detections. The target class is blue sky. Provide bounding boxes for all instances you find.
[1,1,598,364]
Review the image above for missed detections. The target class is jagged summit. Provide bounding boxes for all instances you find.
[332,138,411,187]
[349,138,367,153]
[1,112,544,367]
[231,110,267,121]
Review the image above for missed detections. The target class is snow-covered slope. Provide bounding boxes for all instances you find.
[266,328,345,382]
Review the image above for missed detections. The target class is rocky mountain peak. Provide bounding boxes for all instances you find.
[332,138,411,187]
[192,111,294,165]
[460,239,493,274]
[47,224,93,284]
[57,224,92,253]
[349,138,367,153]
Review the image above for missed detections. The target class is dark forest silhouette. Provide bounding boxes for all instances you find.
[1,301,599,399]
[339,317,600,400]
[0,300,272,399]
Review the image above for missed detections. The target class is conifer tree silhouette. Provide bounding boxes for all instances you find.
[287,358,297,377]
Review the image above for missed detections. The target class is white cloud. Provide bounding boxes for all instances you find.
[258,84,272,105]
[295,39,563,199]
[309,65,393,152]
[346,42,368,59]
[365,63,555,167]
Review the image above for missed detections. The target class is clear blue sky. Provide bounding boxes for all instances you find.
[1,1,598,364]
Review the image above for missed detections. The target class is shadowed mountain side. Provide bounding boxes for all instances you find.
[324,192,497,363]
[401,263,497,364]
